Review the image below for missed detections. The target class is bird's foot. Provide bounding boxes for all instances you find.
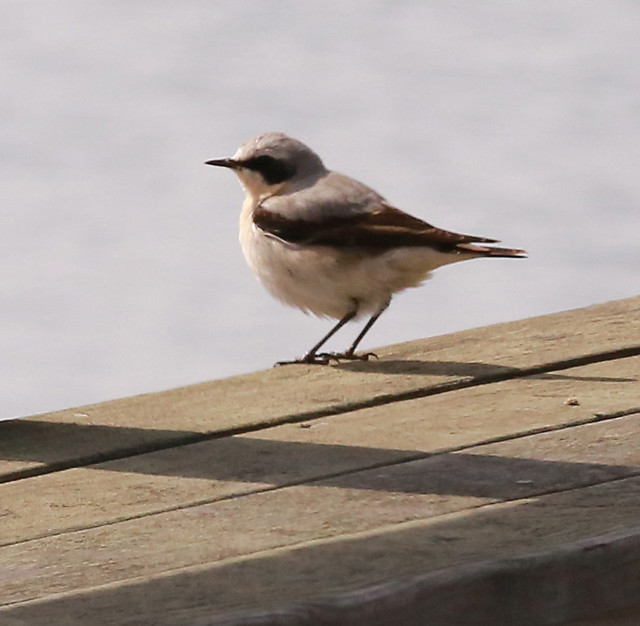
[275,353,339,366]
[317,351,379,362]
[275,351,378,366]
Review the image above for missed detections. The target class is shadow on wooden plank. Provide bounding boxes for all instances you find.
[334,359,637,383]
[1,419,637,498]
[3,480,640,626]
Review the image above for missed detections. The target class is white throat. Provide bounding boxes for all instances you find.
[235,169,283,206]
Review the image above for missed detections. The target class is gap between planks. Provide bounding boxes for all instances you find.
[3,403,639,550]
[2,344,639,486]
[3,475,640,614]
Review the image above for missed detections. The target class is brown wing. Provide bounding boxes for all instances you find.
[254,203,506,253]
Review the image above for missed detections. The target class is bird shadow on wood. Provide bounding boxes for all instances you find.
[332,359,637,383]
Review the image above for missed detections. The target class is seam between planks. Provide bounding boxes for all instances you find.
[3,473,640,611]
[2,405,639,550]
[2,345,638,486]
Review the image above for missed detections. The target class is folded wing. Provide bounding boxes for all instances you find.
[254,203,526,257]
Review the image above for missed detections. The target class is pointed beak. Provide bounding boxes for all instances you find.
[204,157,239,169]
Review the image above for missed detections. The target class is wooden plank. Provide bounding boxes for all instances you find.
[2,477,640,625]
[1,408,639,608]
[1,296,639,480]
[0,356,637,545]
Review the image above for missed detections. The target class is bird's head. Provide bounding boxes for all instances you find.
[206,132,327,201]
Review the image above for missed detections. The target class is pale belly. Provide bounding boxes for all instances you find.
[239,214,468,319]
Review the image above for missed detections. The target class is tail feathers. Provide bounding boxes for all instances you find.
[456,242,527,258]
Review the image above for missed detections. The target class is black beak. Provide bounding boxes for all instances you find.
[204,157,239,169]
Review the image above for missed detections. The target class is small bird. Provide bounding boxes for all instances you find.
[206,133,525,365]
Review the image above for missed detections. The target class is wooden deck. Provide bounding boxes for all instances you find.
[1,296,639,625]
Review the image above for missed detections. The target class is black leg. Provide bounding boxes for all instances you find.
[315,302,390,363]
[276,310,357,365]
[342,302,389,359]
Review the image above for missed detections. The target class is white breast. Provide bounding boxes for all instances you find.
[238,200,468,320]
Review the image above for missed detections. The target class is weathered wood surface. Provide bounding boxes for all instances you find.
[1,296,639,625]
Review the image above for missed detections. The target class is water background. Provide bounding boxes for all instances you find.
[2,1,639,420]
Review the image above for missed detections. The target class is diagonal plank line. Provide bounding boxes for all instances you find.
[1,345,639,486]
[3,406,639,550]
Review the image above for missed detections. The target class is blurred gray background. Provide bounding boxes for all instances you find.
[2,1,639,419]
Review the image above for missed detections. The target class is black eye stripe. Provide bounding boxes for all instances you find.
[241,155,296,185]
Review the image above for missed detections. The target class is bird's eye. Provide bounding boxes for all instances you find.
[242,155,296,184]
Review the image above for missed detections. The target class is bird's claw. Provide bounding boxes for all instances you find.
[275,351,378,366]
[315,352,347,363]
[331,351,379,362]
[275,354,334,366]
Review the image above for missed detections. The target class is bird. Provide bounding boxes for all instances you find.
[205,132,525,365]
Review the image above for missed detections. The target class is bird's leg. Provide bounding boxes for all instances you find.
[276,310,357,366]
[330,303,389,361]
